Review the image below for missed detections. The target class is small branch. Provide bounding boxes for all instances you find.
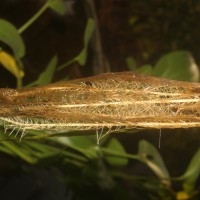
[18,3,48,34]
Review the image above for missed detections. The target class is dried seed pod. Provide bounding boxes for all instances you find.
[0,72,200,136]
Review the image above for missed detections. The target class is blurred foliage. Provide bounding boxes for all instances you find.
[127,50,200,82]
[129,0,200,65]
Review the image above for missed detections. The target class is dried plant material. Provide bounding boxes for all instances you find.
[0,72,200,138]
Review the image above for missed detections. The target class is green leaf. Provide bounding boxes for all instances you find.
[0,146,14,155]
[75,48,87,66]
[47,0,66,15]
[75,18,95,65]
[0,19,25,58]
[36,55,58,85]
[138,140,170,186]
[83,18,95,47]
[136,64,153,75]
[153,50,199,81]
[58,18,95,70]
[65,136,95,149]
[26,55,57,87]
[105,138,128,167]
[179,148,200,193]
[56,136,97,159]
[0,50,24,78]
[0,136,37,164]
[126,57,137,71]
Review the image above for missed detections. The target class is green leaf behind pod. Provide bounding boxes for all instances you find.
[138,140,170,186]
[58,18,95,70]
[47,0,66,15]
[26,55,57,87]
[153,50,199,82]
[0,19,25,58]
[105,138,129,167]
[178,148,200,194]
[0,50,24,78]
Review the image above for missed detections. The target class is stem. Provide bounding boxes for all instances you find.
[16,77,22,89]
[57,58,76,70]
[24,130,96,140]
[101,148,139,160]
[18,3,48,34]
[84,0,108,74]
